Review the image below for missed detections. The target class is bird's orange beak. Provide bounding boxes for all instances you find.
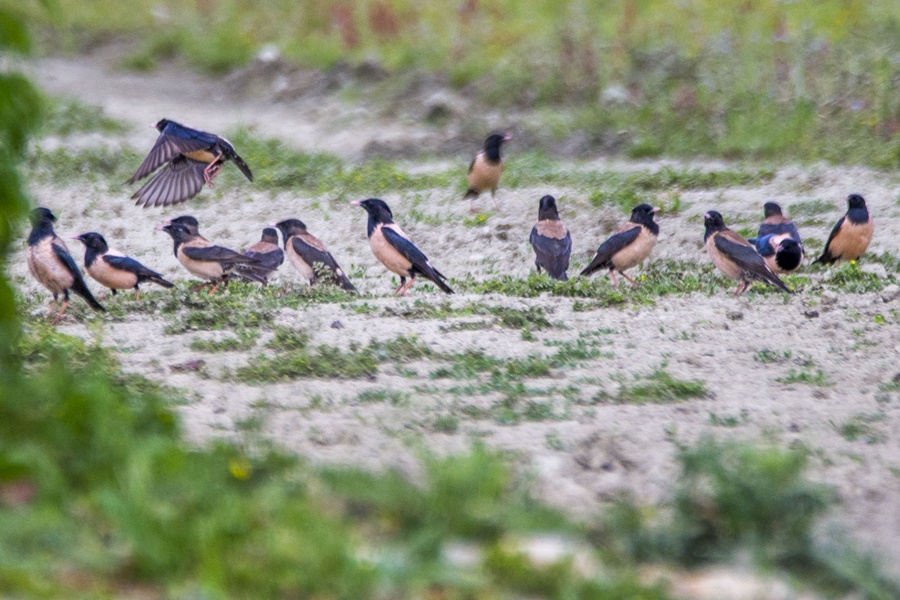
[652,206,661,213]
[155,225,166,231]
[503,134,512,141]
[351,200,362,206]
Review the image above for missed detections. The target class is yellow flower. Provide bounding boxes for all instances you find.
[229,457,252,480]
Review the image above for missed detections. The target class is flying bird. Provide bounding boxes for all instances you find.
[26,207,104,321]
[580,203,659,287]
[353,198,453,295]
[158,220,270,294]
[128,119,253,208]
[748,202,803,274]
[242,228,284,284]
[463,133,510,212]
[704,210,792,296]
[273,219,356,292]
[73,232,173,300]
[814,194,874,264]
[529,195,571,281]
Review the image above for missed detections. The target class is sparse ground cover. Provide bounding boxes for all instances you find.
[4,4,900,595]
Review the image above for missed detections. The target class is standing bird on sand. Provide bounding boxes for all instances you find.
[26,207,104,321]
[463,133,511,212]
[273,219,356,292]
[127,119,253,208]
[748,202,803,275]
[353,198,453,296]
[242,228,284,284]
[704,210,792,296]
[814,194,874,265]
[529,195,571,281]
[580,204,659,287]
[73,232,173,300]
[158,221,270,294]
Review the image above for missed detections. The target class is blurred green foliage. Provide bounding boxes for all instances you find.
[9,0,900,165]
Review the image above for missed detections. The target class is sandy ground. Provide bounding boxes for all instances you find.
[11,53,900,576]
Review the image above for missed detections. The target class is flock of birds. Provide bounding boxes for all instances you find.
[25,120,876,322]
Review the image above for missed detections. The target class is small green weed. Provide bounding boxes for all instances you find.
[831,413,886,444]
[614,366,708,404]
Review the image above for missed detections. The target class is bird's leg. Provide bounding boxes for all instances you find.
[191,280,215,293]
[134,286,141,302]
[52,300,69,324]
[393,276,406,295]
[608,270,620,288]
[397,276,416,297]
[619,271,639,287]
[490,189,500,210]
[733,281,749,296]
[469,200,480,215]
[203,156,224,187]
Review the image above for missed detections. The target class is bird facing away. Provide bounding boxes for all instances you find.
[353,198,453,296]
[73,232,173,300]
[815,194,874,264]
[158,220,270,294]
[242,228,284,284]
[580,203,659,287]
[529,195,571,281]
[127,119,253,208]
[463,133,511,211]
[748,202,803,274]
[273,219,356,292]
[26,207,104,321]
[704,210,792,296]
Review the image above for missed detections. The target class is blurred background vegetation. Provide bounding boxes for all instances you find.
[7,0,900,166]
[3,2,900,598]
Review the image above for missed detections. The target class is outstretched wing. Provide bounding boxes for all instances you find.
[127,124,217,183]
[132,156,207,208]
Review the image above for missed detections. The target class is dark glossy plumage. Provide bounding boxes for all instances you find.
[74,231,173,298]
[129,119,253,208]
[274,219,356,292]
[242,228,284,283]
[815,194,874,264]
[26,208,104,320]
[580,203,659,286]
[529,195,571,280]
[354,198,453,295]
[704,210,792,295]
[463,133,510,203]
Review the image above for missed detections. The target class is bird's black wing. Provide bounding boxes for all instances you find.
[127,128,216,184]
[815,216,846,264]
[714,235,792,293]
[580,226,641,276]
[291,237,356,292]
[132,156,207,208]
[52,242,104,311]
[530,226,571,281]
[381,227,452,293]
[183,245,259,265]
[758,221,801,242]
[245,248,284,272]
[103,255,161,278]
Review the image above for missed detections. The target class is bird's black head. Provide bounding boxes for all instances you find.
[763,202,784,218]
[704,210,727,240]
[154,118,172,131]
[260,228,279,244]
[160,223,192,243]
[73,232,109,253]
[775,238,803,272]
[353,198,394,223]
[537,195,561,221]
[483,133,510,161]
[273,219,308,237]
[165,215,200,235]
[29,207,57,226]
[630,203,659,224]
[847,194,867,210]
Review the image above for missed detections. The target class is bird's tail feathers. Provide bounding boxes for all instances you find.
[462,189,479,201]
